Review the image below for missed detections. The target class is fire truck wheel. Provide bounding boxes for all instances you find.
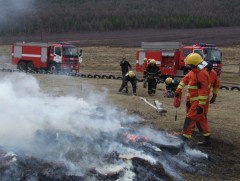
[27,62,35,71]
[17,62,27,71]
[49,64,57,73]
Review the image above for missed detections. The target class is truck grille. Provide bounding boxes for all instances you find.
[65,59,78,63]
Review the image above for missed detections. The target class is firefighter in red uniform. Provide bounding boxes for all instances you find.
[142,57,148,72]
[206,62,220,104]
[175,53,211,145]
[195,61,220,143]
[144,59,161,95]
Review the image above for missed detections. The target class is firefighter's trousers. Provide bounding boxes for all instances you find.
[119,80,136,94]
[183,100,211,138]
[147,78,157,94]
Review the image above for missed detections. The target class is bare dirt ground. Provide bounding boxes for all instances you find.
[0,28,240,180]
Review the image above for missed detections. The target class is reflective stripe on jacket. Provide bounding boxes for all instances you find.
[209,69,220,95]
[176,68,210,106]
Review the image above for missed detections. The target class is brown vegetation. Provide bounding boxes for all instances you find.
[1,0,240,35]
[0,28,240,180]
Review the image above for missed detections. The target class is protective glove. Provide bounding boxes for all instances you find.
[196,105,203,114]
[174,92,180,98]
[210,94,217,104]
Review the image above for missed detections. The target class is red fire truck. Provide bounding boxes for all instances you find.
[12,42,82,72]
[192,43,222,75]
[136,42,222,78]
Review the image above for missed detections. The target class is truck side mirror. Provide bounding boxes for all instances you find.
[79,48,82,57]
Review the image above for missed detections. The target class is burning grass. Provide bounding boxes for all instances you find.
[0,72,214,181]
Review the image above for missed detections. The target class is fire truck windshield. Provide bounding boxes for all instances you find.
[62,46,79,58]
[204,49,222,62]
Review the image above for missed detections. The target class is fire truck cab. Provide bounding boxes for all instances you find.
[12,42,82,73]
[193,43,222,75]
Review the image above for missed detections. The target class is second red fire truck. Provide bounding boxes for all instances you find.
[12,42,82,73]
[136,42,222,78]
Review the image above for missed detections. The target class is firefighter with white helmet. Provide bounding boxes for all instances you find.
[118,71,137,95]
[144,59,161,95]
[175,53,211,145]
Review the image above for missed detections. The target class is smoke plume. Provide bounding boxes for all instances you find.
[0,72,209,180]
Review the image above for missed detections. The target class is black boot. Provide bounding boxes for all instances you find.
[197,136,211,146]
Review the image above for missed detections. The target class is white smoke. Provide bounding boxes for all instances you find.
[0,55,9,63]
[0,73,137,146]
[0,0,34,26]
[0,72,209,180]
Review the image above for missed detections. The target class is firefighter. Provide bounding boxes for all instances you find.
[144,59,161,95]
[194,61,220,144]
[142,57,148,88]
[142,57,148,72]
[120,57,132,78]
[175,53,211,145]
[206,62,220,104]
[118,71,137,95]
[120,57,132,93]
[164,77,180,97]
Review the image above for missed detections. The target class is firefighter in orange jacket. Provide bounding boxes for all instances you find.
[175,53,211,145]
[206,62,220,104]
[142,57,148,72]
[184,62,219,112]
[194,62,220,141]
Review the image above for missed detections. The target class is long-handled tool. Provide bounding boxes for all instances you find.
[175,110,178,121]
[140,97,167,113]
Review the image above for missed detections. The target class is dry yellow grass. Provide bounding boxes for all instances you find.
[0,43,240,180]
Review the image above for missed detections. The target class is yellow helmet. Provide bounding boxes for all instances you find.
[165,77,173,85]
[128,71,135,78]
[144,57,148,61]
[185,53,203,66]
[150,59,156,64]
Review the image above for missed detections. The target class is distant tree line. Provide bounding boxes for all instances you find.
[0,0,240,36]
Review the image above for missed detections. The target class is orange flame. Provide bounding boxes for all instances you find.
[127,134,138,141]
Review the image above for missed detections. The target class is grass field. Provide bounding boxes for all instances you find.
[0,29,240,180]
